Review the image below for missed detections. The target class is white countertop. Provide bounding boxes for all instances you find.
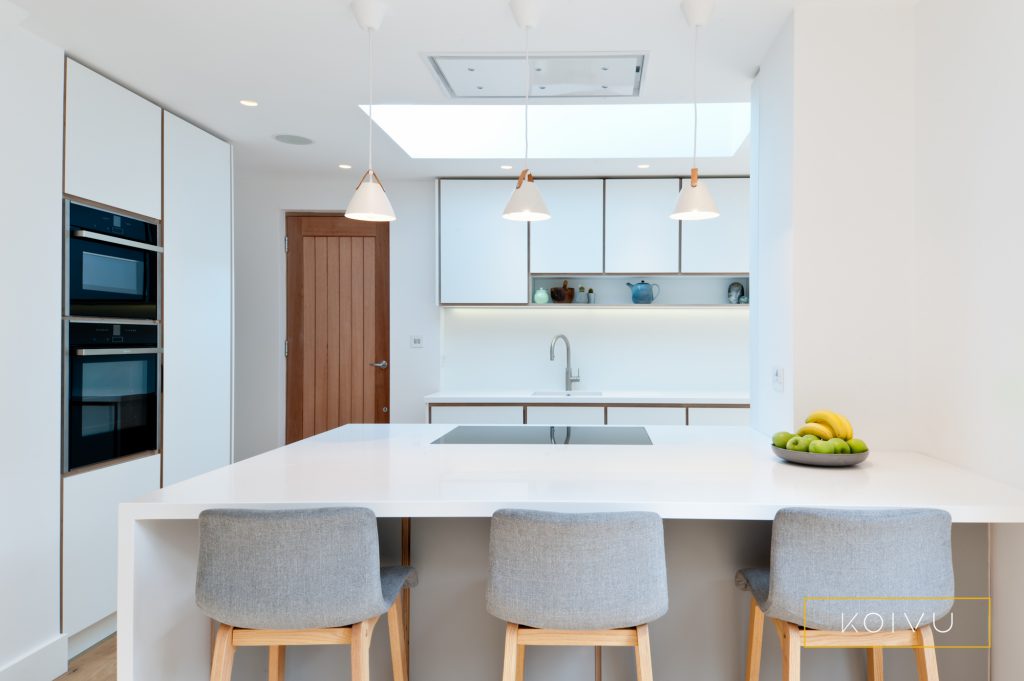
[425,391,750,405]
[123,424,1024,523]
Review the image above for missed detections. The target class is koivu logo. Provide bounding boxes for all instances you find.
[839,612,954,634]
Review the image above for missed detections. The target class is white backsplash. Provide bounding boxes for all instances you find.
[440,307,750,393]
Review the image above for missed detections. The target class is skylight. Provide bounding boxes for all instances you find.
[359,103,750,159]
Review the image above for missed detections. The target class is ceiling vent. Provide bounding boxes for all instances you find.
[427,53,646,98]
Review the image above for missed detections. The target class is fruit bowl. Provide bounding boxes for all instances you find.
[771,445,869,468]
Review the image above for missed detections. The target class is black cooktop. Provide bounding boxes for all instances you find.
[431,425,653,445]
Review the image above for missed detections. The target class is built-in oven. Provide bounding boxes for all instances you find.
[64,321,160,472]
[65,201,160,320]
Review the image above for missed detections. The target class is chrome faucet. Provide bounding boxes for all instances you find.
[549,334,581,392]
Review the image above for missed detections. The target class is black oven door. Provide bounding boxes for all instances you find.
[68,235,158,319]
[67,349,158,471]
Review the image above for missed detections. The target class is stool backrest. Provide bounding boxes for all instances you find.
[487,509,669,630]
[768,507,954,631]
[196,507,387,629]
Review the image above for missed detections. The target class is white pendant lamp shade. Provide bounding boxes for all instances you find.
[346,171,395,222]
[503,171,550,222]
[671,173,719,221]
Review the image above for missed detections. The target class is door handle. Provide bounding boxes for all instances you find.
[369,360,388,369]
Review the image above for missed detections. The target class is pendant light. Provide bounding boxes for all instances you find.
[671,0,719,221]
[346,0,396,222]
[503,0,550,222]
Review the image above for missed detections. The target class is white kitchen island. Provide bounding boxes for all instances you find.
[118,424,1024,681]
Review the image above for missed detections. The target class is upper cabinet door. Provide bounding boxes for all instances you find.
[439,180,528,304]
[65,60,162,219]
[162,112,233,485]
[604,179,680,273]
[680,178,751,273]
[529,179,604,274]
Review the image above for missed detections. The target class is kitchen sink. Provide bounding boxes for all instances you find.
[531,390,602,397]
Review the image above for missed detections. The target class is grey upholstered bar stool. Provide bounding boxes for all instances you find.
[735,508,953,681]
[196,507,416,681]
[487,509,669,681]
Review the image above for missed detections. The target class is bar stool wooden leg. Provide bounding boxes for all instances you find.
[387,599,408,681]
[914,626,940,681]
[774,620,801,681]
[502,623,520,681]
[745,597,765,681]
[594,646,602,681]
[268,645,286,681]
[210,624,236,681]
[351,616,380,681]
[867,647,884,681]
[635,624,654,681]
[516,643,526,681]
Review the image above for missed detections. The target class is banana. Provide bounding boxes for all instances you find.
[833,412,854,440]
[798,422,834,440]
[805,411,845,439]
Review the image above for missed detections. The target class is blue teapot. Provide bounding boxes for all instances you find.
[626,280,660,304]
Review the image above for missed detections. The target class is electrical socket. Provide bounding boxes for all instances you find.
[772,366,784,393]
[410,335,424,349]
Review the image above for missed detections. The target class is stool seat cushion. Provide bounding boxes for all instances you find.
[487,509,668,630]
[381,566,418,606]
[735,567,770,609]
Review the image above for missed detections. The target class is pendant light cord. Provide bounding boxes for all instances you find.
[692,25,699,170]
[524,26,530,167]
[367,28,375,175]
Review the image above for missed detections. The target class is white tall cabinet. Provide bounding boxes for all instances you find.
[439,180,528,304]
[64,60,162,220]
[162,112,233,485]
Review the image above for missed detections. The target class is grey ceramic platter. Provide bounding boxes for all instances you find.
[771,445,869,467]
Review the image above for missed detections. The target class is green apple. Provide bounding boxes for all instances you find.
[828,438,852,454]
[847,438,869,453]
[801,433,821,441]
[786,436,810,452]
[809,440,835,454]
[772,431,795,448]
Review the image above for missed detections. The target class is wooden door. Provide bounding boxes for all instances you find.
[285,215,389,443]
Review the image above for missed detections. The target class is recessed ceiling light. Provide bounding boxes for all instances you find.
[239,99,259,107]
[467,67,476,72]
[637,163,651,169]
[500,164,514,170]
[338,164,353,169]
[274,134,314,145]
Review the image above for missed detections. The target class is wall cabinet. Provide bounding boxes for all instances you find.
[62,454,160,638]
[64,60,162,219]
[162,112,233,486]
[439,180,528,304]
[681,178,750,273]
[604,179,681,273]
[529,180,604,274]
[526,406,605,425]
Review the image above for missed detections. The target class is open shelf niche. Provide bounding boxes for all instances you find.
[530,273,750,307]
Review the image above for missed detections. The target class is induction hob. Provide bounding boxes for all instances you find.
[431,425,652,445]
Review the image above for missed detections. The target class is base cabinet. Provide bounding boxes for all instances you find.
[526,406,605,425]
[606,407,687,426]
[430,406,524,424]
[428,403,750,426]
[62,455,160,637]
[688,407,750,426]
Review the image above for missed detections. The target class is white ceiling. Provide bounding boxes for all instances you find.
[14,0,798,179]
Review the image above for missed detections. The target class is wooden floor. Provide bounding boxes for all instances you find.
[56,635,115,681]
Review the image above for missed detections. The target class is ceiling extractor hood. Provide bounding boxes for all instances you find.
[427,53,646,98]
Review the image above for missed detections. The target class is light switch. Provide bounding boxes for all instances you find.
[772,366,784,393]
[410,335,424,349]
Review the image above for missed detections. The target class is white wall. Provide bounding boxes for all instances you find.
[233,168,440,460]
[749,18,795,434]
[441,308,749,395]
[0,5,67,679]
[913,0,1024,675]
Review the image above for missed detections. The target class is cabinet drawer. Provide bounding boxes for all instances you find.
[606,406,686,426]
[526,406,605,425]
[688,407,750,426]
[430,405,524,424]
[62,453,161,635]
